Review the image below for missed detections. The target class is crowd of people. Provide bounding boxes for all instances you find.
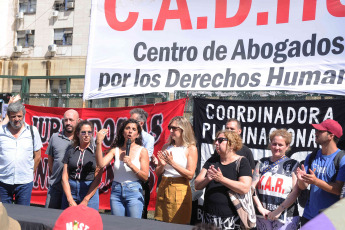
[0,96,345,230]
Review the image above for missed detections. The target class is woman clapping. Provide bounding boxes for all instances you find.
[194,130,252,229]
[154,116,198,224]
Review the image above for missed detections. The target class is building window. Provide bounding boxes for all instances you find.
[54,0,74,11]
[12,80,22,93]
[54,28,73,46]
[49,79,67,93]
[19,0,37,14]
[17,30,35,47]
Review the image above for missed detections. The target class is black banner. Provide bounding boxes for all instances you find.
[193,98,345,171]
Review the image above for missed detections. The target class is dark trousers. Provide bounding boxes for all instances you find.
[300,216,310,227]
[0,181,33,206]
[141,181,150,219]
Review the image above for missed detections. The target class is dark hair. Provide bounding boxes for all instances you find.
[111,119,143,148]
[73,120,93,147]
[130,108,148,123]
[226,118,241,129]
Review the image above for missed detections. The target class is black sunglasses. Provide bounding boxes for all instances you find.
[215,137,228,143]
[81,131,93,136]
[168,125,181,131]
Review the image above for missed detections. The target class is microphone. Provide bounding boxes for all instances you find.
[126,139,131,156]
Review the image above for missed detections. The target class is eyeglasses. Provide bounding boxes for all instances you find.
[81,131,93,136]
[215,137,228,143]
[168,125,181,131]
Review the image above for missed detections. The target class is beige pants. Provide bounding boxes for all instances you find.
[154,176,192,224]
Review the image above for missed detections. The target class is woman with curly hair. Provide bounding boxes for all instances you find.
[95,119,149,218]
[154,116,198,224]
[194,130,252,229]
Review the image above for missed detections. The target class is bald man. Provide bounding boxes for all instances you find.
[45,109,80,209]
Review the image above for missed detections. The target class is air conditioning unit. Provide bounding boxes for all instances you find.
[14,46,23,53]
[16,12,24,20]
[66,2,74,9]
[48,44,57,53]
[25,30,33,34]
[52,10,59,17]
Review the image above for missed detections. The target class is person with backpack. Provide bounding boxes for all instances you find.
[0,101,43,205]
[297,119,345,226]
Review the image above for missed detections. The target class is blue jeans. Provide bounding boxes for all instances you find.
[61,179,99,211]
[45,185,63,209]
[110,181,144,218]
[0,181,33,206]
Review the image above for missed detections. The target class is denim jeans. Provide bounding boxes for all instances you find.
[45,185,63,209]
[0,181,33,206]
[110,181,144,218]
[61,179,99,211]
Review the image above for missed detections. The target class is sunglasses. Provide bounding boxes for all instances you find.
[215,137,228,143]
[80,131,93,136]
[168,125,181,131]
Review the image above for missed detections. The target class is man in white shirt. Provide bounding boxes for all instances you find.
[0,101,42,205]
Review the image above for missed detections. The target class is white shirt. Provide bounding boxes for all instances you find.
[0,123,43,184]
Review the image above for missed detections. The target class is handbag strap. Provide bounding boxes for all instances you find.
[235,156,244,173]
[262,155,287,175]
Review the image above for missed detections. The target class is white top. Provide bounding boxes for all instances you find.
[163,145,188,178]
[0,123,43,184]
[113,146,143,183]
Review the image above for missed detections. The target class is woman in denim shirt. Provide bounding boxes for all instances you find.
[95,119,149,218]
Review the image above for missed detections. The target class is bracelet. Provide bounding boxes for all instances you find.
[135,170,140,175]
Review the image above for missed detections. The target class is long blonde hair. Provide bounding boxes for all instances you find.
[167,116,196,147]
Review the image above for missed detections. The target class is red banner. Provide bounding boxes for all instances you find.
[25,98,187,210]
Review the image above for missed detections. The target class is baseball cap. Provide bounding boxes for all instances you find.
[0,202,21,230]
[54,205,103,230]
[311,119,343,138]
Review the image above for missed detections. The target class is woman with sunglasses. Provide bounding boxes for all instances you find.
[154,116,198,224]
[194,130,252,229]
[61,120,102,210]
[252,129,300,230]
[95,119,149,218]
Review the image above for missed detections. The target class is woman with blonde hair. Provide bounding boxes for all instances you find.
[252,129,300,230]
[194,130,252,229]
[154,116,198,224]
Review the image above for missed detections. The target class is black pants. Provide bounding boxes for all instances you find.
[141,181,150,219]
[300,216,310,227]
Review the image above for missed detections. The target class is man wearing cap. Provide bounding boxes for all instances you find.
[297,119,345,226]
[45,109,80,209]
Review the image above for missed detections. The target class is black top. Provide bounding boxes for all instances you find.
[203,155,252,217]
[213,145,255,169]
[63,145,96,181]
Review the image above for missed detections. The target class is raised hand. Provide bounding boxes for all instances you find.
[96,128,108,143]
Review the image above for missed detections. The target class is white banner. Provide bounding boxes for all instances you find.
[84,0,345,100]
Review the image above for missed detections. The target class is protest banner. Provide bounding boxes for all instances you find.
[25,98,187,210]
[84,0,345,100]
